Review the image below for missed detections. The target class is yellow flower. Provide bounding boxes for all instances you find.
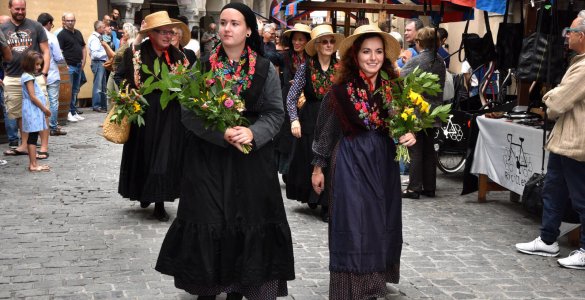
[133,102,141,113]
[420,101,430,114]
[219,94,227,103]
[401,112,408,121]
[411,114,417,120]
[409,90,423,105]
[404,107,414,115]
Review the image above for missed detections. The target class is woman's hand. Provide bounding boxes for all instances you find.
[224,126,253,152]
[399,132,416,147]
[291,120,301,138]
[43,107,51,117]
[311,167,325,195]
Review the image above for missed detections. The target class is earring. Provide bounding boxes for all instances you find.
[246,33,250,37]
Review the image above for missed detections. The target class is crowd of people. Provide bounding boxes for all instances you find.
[1,0,584,299]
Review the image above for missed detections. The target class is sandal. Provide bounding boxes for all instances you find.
[37,151,49,160]
[4,149,28,156]
[29,165,50,172]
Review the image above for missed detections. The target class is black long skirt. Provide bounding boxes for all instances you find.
[286,100,326,205]
[118,95,185,203]
[155,132,295,299]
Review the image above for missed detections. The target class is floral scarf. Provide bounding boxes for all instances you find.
[344,71,393,131]
[209,44,257,95]
[309,57,337,101]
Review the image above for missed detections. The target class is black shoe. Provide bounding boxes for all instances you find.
[76,110,83,115]
[8,141,19,149]
[421,190,436,197]
[226,292,243,300]
[308,203,318,209]
[140,201,150,208]
[151,209,169,222]
[50,128,67,136]
[402,189,420,199]
[320,206,329,223]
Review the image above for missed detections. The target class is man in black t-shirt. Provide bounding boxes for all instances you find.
[57,12,86,122]
[1,0,50,156]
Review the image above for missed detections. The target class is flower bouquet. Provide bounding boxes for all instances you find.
[378,67,451,162]
[141,59,252,153]
[107,81,149,126]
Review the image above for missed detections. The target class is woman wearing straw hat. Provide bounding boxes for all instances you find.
[311,24,416,299]
[114,11,189,222]
[285,24,343,222]
[400,27,445,200]
[275,23,311,184]
[170,19,197,67]
[155,3,295,300]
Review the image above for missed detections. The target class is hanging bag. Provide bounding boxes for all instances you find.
[459,10,497,70]
[496,0,525,70]
[516,1,565,84]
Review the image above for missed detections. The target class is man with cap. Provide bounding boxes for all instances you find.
[114,11,189,222]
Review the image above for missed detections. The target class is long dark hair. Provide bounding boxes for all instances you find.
[220,3,264,57]
[336,33,397,85]
[21,50,43,74]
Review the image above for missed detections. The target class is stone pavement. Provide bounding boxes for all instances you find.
[0,109,584,300]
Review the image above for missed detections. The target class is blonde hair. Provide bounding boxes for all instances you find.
[415,27,436,50]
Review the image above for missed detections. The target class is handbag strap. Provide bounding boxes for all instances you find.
[540,108,547,173]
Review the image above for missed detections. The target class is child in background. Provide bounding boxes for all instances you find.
[21,50,51,172]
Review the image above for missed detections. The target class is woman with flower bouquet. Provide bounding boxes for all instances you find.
[285,24,344,222]
[155,3,295,300]
[113,11,190,221]
[310,25,416,300]
[400,27,446,200]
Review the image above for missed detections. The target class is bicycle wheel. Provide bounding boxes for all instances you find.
[436,149,466,174]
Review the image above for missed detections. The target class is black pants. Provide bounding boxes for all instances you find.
[407,128,438,193]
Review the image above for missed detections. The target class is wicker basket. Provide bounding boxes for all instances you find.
[102,108,130,144]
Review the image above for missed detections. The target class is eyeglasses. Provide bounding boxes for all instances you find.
[152,29,177,36]
[64,20,76,23]
[316,39,336,45]
[562,27,583,37]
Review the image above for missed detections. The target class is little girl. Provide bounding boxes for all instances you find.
[21,50,51,172]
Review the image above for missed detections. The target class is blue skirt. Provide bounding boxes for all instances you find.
[329,130,402,274]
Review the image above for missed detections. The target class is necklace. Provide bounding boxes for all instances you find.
[210,44,257,94]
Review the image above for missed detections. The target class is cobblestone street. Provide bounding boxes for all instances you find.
[1,110,584,299]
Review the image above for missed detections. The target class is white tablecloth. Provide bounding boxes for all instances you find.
[470,116,549,195]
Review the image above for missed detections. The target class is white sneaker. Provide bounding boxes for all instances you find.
[74,114,85,121]
[67,112,78,122]
[558,249,585,269]
[515,237,559,257]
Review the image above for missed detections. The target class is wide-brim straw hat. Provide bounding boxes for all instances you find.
[282,23,312,39]
[139,11,182,34]
[170,18,191,47]
[338,24,401,62]
[304,24,344,57]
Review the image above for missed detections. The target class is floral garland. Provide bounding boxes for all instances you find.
[132,47,189,89]
[209,44,257,95]
[346,70,393,130]
[309,57,337,100]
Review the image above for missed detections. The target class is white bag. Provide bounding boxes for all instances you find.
[443,70,455,101]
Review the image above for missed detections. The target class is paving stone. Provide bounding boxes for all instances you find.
[1,110,584,299]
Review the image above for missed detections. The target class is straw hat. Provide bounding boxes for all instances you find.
[304,24,344,57]
[139,11,182,33]
[338,24,401,61]
[282,23,312,39]
[170,19,191,47]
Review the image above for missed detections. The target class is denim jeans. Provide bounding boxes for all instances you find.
[91,60,107,110]
[1,86,19,143]
[68,64,82,113]
[46,81,60,130]
[540,152,585,247]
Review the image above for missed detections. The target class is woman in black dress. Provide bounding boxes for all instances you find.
[311,25,416,299]
[286,24,343,222]
[275,23,311,184]
[170,19,197,67]
[114,11,189,221]
[155,3,295,300]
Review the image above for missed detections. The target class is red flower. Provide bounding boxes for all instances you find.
[354,103,361,110]
[312,74,317,81]
[319,87,325,94]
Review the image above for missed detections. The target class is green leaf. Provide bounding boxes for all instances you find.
[160,89,171,110]
[143,76,155,89]
[141,64,152,75]
[153,58,160,76]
